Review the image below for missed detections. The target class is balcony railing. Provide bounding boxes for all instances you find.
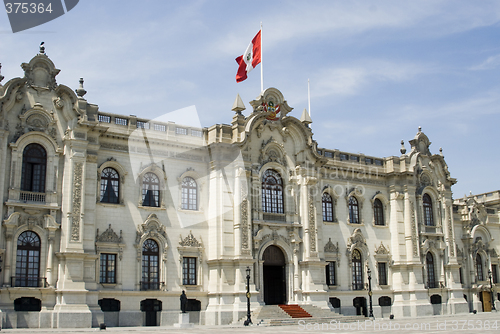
[140,281,164,291]
[19,191,46,202]
[11,276,48,288]
[262,213,286,222]
[426,281,443,289]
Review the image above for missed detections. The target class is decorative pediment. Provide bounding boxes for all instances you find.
[375,242,390,255]
[324,238,338,253]
[21,51,60,90]
[490,248,498,259]
[96,224,123,243]
[135,213,167,244]
[179,231,202,248]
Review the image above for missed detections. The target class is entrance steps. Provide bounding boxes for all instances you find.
[278,304,312,318]
[236,304,364,326]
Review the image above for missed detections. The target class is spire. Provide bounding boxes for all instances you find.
[300,108,312,126]
[231,93,246,114]
[75,77,87,98]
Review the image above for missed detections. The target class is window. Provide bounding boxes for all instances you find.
[141,239,159,290]
[352,249,363,290]
[137,121,150,129]
[176,127,187,135]
[261,169,284,214]
[378,262,387,285]
[426,252,436,288]
[182,257,197,285]
[322,193,334,222]
[154,124,166,132]
[115,117,128,125]
[476,254,484,281]
[98,115,111,123]
[326,261,336,286]
[492,264,498,284]
[142,172,160,207]
[191,129,202,137]
[21,143,47,193]
[100,167,119,203]
[459,267,463,284]
[349,196,359,224]
[100,253,116,284]
[373,199,384,226]
[340,154,348,161]
[423,194,434,226]
[324,151,333,158]
[181,177,197,210]
[15,231,41,287]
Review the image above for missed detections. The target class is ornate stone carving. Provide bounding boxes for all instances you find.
[179,231,202,248]
[347,228,366,249]
[96,224,123,243]
[241,198,249,249]
[135,213,167,244]
[324,238,338,253]
[309,195,316,252]
[71,162,83,241]
[375,242,390,255]
[410,199,418,257]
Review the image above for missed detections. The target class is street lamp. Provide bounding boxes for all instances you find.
[367,267,374,318]
[244,266,252,326]
[488,269,496,311]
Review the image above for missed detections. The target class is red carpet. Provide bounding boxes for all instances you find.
[278,304,312,318]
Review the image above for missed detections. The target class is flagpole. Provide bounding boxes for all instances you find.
[308,79,311,117]
[260,22,264,93]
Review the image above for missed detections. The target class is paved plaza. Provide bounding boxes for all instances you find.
[1,312,499,334]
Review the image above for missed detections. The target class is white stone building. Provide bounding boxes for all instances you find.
[0,47,497,328]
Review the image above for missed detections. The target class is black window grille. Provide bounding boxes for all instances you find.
[476,253,484,281]
[352,249,363,290]
[142,172,160,207]
[349,196,359,224]
[21,144,47,193]
[423,194,434,226]
[322,193,334,222]
[141,239,159,290]
[326,261,336,285]
[374,198,384,226]
[100,167,119,203]
[100,253,116,284]
[15,231,41,287]
[262,169,284,214]
[183,257,197,285]
[378,262,387,285]
[181,177,197,210]
[426,252,436,288]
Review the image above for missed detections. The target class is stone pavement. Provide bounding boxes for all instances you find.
[1,312,499,334]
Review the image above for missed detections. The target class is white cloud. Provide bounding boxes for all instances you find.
[470,54,500,70]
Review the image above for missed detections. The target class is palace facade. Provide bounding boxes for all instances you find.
[0,48,498,328]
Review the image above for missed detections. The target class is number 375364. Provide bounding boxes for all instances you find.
[5,3,53,14]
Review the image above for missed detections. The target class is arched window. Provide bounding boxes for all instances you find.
[141,239,159,290]
[21,144,47,193]
[423,194,434,226]
[142,173,160,207]
[181,177,197,210]
[262,169,284,214]
[322,193,334,222]
[15,231,41,287]
[100,167,119,203]
[476,253,484,281]
[352,249,363,290]
[373,199,384,226]
[426,252,436,288]
[349,196,359,224]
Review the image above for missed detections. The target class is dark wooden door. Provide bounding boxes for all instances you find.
[145,311,157,326]
[264,265,285,305]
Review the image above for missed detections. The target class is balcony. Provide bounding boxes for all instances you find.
[262,212,286,222]
[11,276,48,288]
[19,191,46,202]
[140,281,164,291]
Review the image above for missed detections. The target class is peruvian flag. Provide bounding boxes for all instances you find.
[235,30,262,83]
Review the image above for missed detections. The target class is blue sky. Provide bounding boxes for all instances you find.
[1,0,499,198]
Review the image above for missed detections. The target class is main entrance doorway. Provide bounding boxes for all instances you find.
[481,291,492,312]
[263,245,286,305]
[140,299,162,326]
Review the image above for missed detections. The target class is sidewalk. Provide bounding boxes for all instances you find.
[1,311,499,334]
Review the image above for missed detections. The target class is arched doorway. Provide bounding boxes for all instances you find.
[353,297,367,316]
[140,299,162,326]
[263,245,286,305]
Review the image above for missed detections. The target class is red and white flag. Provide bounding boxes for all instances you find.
[235,30,261,83]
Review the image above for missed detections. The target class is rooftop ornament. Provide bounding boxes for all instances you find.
[75,78,87,98]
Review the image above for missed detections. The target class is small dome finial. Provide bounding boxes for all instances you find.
[39,42,45,54]
[400,140,406,155]
[439,147,443,156]
[75,77,87,98]
[418,126,422,133]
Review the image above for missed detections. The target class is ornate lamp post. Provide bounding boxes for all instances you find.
[367,267,374,318]
[244,266,252,326]
[488,269,496,311]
